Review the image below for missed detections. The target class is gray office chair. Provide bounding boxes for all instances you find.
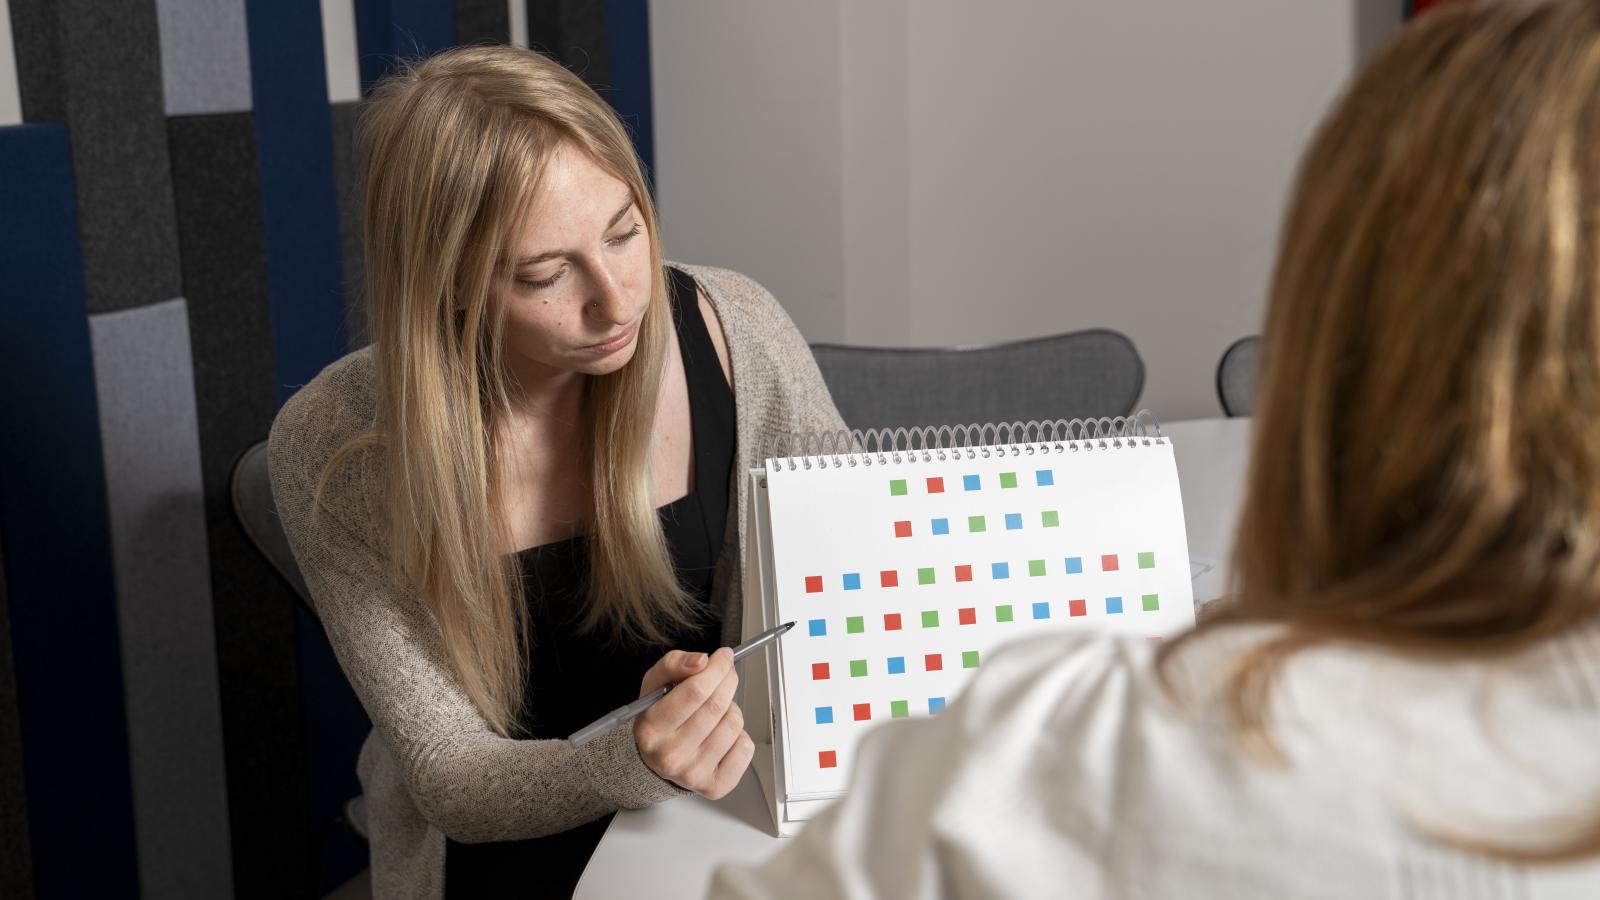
[1216,336,1262,418]
[809,328,1144,432]
[229,442,371,853]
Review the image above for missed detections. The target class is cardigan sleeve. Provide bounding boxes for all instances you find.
[267,390,689,845]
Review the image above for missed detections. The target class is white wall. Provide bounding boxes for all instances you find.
[651,1,1401,420]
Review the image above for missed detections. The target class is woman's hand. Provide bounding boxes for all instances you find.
[633,647,754,799]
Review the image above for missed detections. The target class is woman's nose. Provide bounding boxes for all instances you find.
[584,262,634,325]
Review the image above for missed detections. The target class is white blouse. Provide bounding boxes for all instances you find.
[709,621,1600,899]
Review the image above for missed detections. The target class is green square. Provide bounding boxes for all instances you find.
[995,604,1014,622]
[917,567,936,585]
[921,610,940,628]
[1028,559,1046,577]
[962,650,980,669]
[850,659,868,677]
[1142,593,1160,611]
[968,515,986,533]
[1041,510,1060,528]
[846,616,864,634]
[1000,472,1018,489]
[1138,551,1156,569]
[890,479,907,496]
[890,700,909,718]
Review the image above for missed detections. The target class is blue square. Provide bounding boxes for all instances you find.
[842,572,861,591]
[929,697,946,714]
[888,656,906,674]
[1065,556,1083,574]
[992,561,1010,580]
[1004,513,1022,530]
[931,518,950,535]
[1032,602,1051,620]
[1106,596,1124,614]
[963,474,981,491]
[808,618,827,636]
[1036,469,1054,486]
[815,706,833,725]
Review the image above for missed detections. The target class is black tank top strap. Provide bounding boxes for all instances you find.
[665,266,736,558]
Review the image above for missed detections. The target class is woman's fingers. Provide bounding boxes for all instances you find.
[638,649,709,696]
[671,663,740,749]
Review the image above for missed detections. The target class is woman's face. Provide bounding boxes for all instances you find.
[494,141,652,380]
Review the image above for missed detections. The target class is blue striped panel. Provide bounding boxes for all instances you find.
[0,122,139,898]
[355,0,456,93]
[605,0,654,179]
[243,0,351,401]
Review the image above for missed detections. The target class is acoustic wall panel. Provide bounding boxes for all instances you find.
[456,0,510,45]
[0,538,32,900]
[355,0,456,91]
[166,110,311,900]
[0,0,20,126]
[330,99,370,349]
[155,0,253,115]
[9,0,184,313]
[88,298,235,900]
[322,0,363,103]
[0,122,140,899]
[243,0,349,403]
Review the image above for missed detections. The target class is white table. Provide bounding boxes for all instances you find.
[574,417,1252,900]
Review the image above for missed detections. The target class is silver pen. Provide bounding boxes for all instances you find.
[566,621,796,747]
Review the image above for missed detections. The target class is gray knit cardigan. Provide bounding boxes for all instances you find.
[268,264,846,899]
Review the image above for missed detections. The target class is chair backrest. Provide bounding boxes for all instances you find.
[808,329,1144,432]
[1216,335,1262,418]
[230,440,314,612]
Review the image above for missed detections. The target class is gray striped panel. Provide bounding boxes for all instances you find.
[88,298,233,900]
[154,0,252,115]
[8,0,182,313]
[166,110,311,898]
[330,99,368,349]
[0,0,20,126]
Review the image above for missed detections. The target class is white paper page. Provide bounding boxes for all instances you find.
[763,439,1195,798]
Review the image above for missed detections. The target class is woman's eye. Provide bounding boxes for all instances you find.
[518,265,566,290]
[606,223,642,246]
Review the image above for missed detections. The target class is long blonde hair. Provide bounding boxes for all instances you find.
[1162,0,1600,857]
[314,46,704,737]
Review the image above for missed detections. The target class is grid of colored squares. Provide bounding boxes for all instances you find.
[805,595,1161,638]
[803,552,1156,593]
[809,651,980,680]
[890,471,1055,496]
[895,510,1062,537]
[815,696,948,725]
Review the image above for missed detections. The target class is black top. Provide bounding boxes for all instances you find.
[445,268,736,899]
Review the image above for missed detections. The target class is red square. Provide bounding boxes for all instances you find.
[812,662,830,680]
[894,520,913,538]
[819,750,837,769]
[853,703,871,721]
[884,613,902,631]
[926,476,945,493]
[1101,554,1119,572]
[954,564,973,582]
[1069,599,1087,617]
[925,653,943,672]
[880,569,899,588]
[805,575,824,593]
[958,607,977,625]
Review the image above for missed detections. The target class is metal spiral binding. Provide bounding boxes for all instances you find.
[766,410,1166,470]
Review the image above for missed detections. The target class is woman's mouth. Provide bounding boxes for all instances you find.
[579,326,636,354]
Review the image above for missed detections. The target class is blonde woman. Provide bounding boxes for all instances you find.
[268,46,844,898]
[711,1,1600,897]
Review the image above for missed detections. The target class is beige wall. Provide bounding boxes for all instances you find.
[651,0,1401,420]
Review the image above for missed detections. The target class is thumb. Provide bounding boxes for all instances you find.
[641,649,709,695]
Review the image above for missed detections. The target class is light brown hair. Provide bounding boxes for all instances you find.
[1165,0,1600,857]
[313,46,703,737]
